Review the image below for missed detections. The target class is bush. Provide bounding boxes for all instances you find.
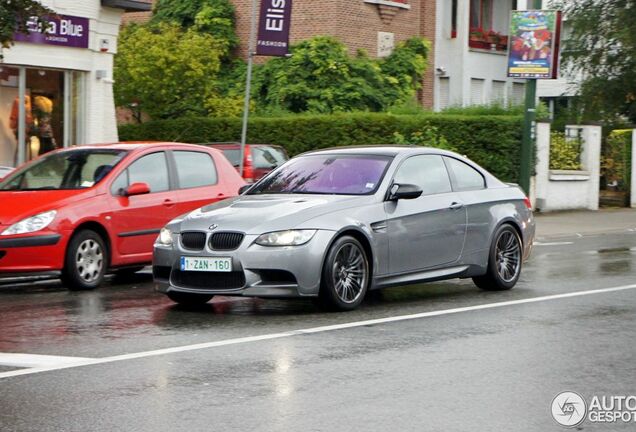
[602,130,632,191]
[119,113,524,182]
[550,131,582,170]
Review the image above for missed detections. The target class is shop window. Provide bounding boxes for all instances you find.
[26,69,64,159]
[0,66,22,167]
[0,66,83,167]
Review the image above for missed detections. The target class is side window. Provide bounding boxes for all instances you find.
[124,152,170,193]
[393,155,452,196]
[110,170,129,195]
[444,157,486,191]
[173,151,218,189]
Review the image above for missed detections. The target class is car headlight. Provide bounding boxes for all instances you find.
[1,210,57,236]
[255,230,316,246]
[157,227,174,246]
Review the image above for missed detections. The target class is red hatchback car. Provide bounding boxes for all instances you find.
[0,143,245,290]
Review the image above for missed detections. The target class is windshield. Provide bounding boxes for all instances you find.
[253,146,288,169]
[248,154,392,195]
[0,149,128,191]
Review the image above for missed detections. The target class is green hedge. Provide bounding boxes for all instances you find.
[118,113,523,182]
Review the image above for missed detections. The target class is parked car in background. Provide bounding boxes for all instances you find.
[154,146,535,311]
[0,143,245,290]
[204,143,289,183]
[0,166,14,180]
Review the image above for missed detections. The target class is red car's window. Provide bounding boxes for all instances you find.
[111,152,169,195]
[0,149,127,191]
[173,151,218,189]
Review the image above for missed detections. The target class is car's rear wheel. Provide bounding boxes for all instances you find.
[62,230,108,291]
[166,291,213,306]
[473,224,522,291]
[319,235,370,311]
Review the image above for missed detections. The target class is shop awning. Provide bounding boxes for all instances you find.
[101,0,152,12]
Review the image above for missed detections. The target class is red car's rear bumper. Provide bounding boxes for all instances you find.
[0,233,67,273]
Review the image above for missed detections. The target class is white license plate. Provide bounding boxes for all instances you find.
[180,257,232,272]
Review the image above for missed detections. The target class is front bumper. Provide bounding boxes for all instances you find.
[153,230,336,298]
[0,233,67,273]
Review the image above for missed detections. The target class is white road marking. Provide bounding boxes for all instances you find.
[1,283,636,380]
[534,241,574,246]
[0,353,93,368]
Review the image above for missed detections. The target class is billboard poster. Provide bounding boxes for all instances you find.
[507,10,562,79]
[256,0,293,57]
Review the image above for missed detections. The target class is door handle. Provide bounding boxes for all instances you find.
[163,199,175,207]
[449,201,464,210]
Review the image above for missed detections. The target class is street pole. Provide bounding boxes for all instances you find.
[520,79,536,195]
[519,0,543,196]
[239,0,259,178]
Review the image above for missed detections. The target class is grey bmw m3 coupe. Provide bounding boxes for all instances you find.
[153,146,535,311]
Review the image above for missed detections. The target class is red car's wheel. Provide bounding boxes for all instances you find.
[62,229,108,290]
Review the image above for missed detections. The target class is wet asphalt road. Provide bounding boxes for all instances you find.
[1,232,636,431]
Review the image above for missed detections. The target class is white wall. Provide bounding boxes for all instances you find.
[1,0,124,145]
[534,122,601,211]
[434,0,528,110]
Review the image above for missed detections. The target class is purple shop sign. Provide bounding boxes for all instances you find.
[14,15,90,49]
[256,0,293,57]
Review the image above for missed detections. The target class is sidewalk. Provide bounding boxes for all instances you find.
[535,208,636,240]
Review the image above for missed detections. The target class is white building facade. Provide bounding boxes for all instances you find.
[434,0,568,111]
[0,0,149,167]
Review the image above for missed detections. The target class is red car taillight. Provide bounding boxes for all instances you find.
[523,197,532,210]
[243,149,254,183]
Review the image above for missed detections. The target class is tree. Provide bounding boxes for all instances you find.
[554,0,636,122]
[151,0,238,53]
[0,0,54,51]
[114,23,229,120]
[252,36,430,114]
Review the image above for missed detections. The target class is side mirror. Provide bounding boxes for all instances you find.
[238,184,251,195]
[125,182,151,197]
[388,183,423,201]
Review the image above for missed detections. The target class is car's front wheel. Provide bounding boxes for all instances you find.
[319,235,370,311]
[62,229,108,291]
[473,224,522,291]
[166,291,214,306]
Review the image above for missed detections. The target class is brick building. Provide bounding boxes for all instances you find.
[232,0,436,108]
[123,0,437,109]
